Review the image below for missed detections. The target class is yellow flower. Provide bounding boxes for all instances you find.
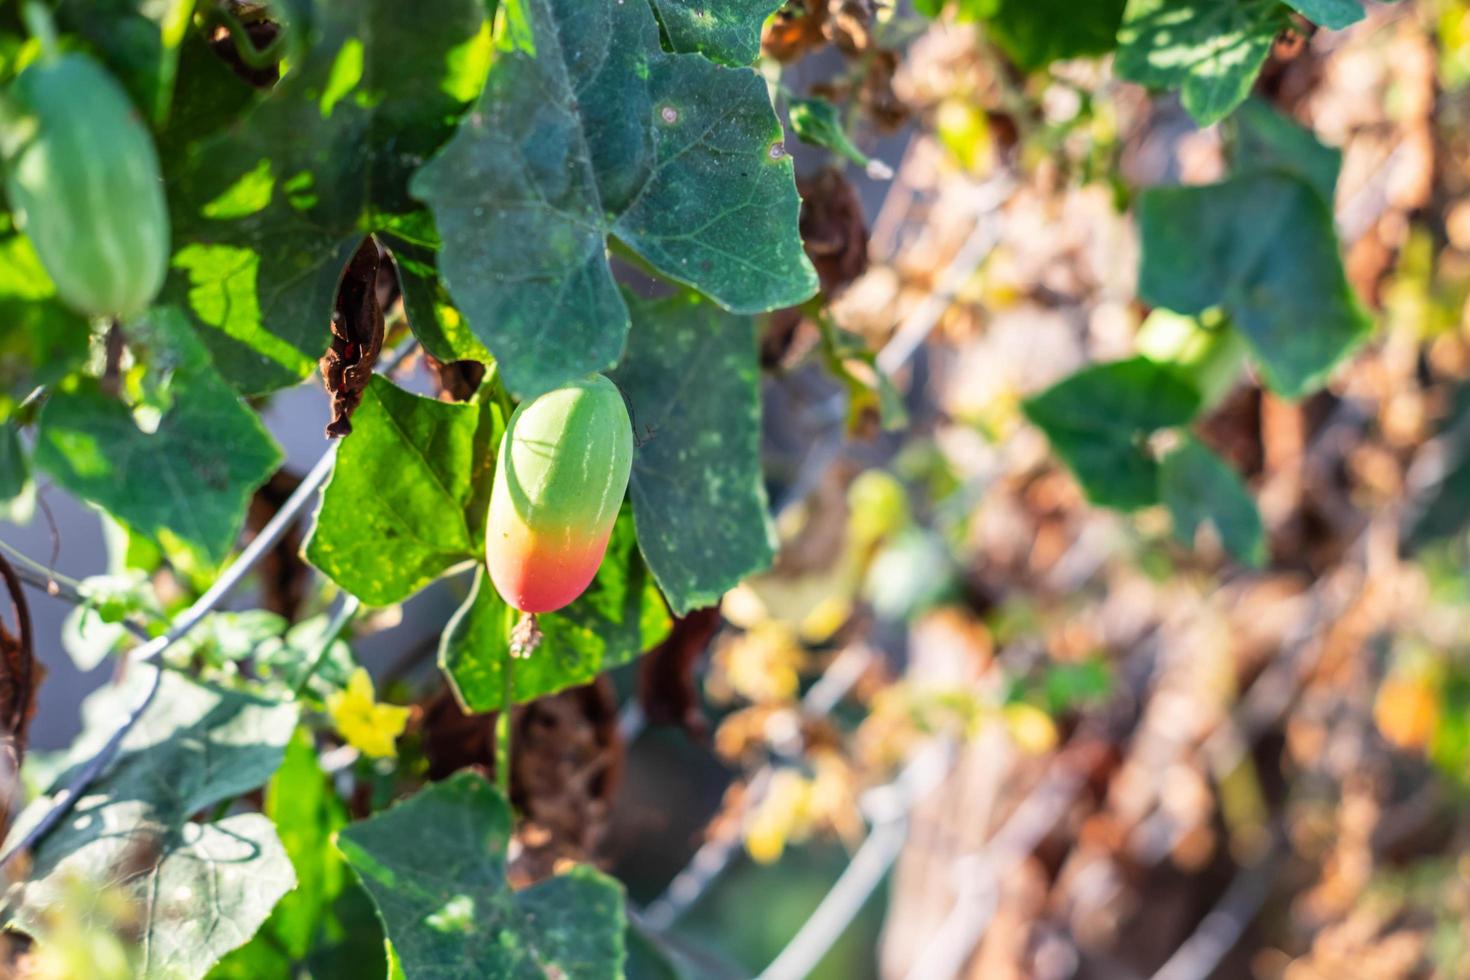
[327,668,411,759]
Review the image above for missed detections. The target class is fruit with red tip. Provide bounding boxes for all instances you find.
[486,375,633,613]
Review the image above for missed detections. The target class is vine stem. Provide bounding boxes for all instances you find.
[496,646,513,799]
[0,342,419,869]
[20,2,59,60]
[289,594,360,700]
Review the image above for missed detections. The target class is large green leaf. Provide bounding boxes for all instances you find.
[6,671,300,980]
[164,0,492,392]
[337,771,626,979]
[1160,436,1265,566]
[983,0,1128,69]
[411,0,815,398]
[611,290,776,615]
[1137,173,1371,398]
[1022,357,1201,511]
[440,513,671,711]
[305,375,502,606]
[647,0,781,65]
[33,308,282,563]
[1282,0,1364,29]
[1115,0,1290,126]
[0,234,91,420]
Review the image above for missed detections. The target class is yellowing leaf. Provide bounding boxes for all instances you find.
[327,668,411,760]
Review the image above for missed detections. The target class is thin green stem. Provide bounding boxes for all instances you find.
[495,652,513,798]
[21,2,60,60]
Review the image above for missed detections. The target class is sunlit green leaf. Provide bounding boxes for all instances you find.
[1115,0,1289,126]
[647,0,781,65]
[164,0,492,392]
[304,375,501,606]
[6,671,300,980]
[33,308,282,563]
[338,772,626,979]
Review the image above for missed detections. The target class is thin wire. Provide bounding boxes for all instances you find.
[1149,833,1283,980]
[289,593,361,700]
[638,646,874,931]
[635,176,1017,933]
[0,341,418,868]
[756,741,954,980]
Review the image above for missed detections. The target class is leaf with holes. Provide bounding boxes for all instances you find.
[5,670,299,980]
[337,771,626,979]
[611,290,776,614]
[410,0,815,398]
[440,512,670,711]
[163,0,492,392]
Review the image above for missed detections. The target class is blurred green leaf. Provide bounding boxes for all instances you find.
[1115,0,1290,126]
[1159,435,1265,566]
[1230,98,1341,204]
[33,308,282,563]
[305,375,501,606]
[54,0,195,123]
[337,771,626,979]
[1282,0,1364,29]
[0,234,91,421]
[440,513,670,711]
[984,0,1127,69]
[788,97,871,170]
[1022,357,1201,511]
[1138,173,1371,398]
[648,0,781,65]
[411,0,815,398]
[0,420,30,518]
[7,671,300,980]
[611,290,776,615]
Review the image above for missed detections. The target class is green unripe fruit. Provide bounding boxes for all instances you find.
[1,50,170,318]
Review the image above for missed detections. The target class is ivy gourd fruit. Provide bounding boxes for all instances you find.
[487,374,634,613]
[1,47,170,319]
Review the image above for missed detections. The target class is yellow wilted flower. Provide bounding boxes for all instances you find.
[327,668,411,760]
[1003,702,1059,755]
[1374,675,1439,751]
[744,768,814,865]
[717,623,804,704]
